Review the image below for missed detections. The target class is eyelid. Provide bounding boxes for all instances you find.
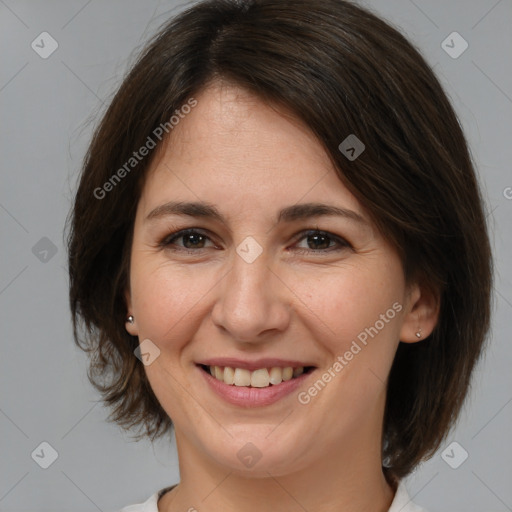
[159,227,217,248]
[290,228,353,252]
[158,226,352,254]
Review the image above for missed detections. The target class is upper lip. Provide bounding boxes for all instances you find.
[197,358,315,371]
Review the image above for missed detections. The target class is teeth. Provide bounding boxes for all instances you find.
[269,367,283,385]
[223,366,235,385]
[250,368,269,388]
[282,367,293,381]
[207,365,306,387]
[233,368,251,386]
[293,367,304,377]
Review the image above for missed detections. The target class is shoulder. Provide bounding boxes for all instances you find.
[388,481,428,512]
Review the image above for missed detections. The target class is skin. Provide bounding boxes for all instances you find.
[125,80,439,512]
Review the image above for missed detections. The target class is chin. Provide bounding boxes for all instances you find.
[202,428,312,477]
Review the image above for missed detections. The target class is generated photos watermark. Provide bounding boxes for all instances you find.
[93,97,198,200]
[297,301,403,404]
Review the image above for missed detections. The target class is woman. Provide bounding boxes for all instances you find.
[67,0,493,510]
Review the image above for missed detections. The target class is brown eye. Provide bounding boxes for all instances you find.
[160,229,214,252]
[293,230,351,254]
[180,232,207,249]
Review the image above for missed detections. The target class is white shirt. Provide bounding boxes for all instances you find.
[118,481,427,511]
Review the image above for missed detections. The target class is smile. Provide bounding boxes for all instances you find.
[201,365,314,387]
[197,363,316,407]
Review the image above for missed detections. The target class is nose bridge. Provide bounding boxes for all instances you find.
[230,247,271,301]
[211,245,289,340]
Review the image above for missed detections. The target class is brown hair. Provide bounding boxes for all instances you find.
[67,0,493,481]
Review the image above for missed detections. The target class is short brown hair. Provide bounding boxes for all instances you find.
[67,0,493,481]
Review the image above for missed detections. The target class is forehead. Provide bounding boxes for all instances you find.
[138,82,365,220]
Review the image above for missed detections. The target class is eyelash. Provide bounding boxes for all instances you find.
[158,228,352,255]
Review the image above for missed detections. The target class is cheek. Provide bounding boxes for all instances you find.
[130,260,206,345]
[292,261,404,351]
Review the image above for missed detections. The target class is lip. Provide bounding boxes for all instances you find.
[197,357,313,371]
[197,364,314,407]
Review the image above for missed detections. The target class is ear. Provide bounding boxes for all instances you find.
[124,287,139,336]
[399,281,440,343]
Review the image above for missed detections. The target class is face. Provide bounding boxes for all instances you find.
[125,81,428,477]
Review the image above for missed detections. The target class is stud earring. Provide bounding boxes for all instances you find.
[415,327,422,339]
[127,315,134,324]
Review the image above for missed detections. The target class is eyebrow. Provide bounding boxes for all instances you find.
[145,201,368,225]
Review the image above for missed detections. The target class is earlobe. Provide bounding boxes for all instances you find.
[125,314,138,336]
[399,283,440,343]
[124,288,138,336]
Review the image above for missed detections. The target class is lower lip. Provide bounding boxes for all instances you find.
[197,366,312,407]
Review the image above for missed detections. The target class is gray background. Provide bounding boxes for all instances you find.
[1,0,511,511]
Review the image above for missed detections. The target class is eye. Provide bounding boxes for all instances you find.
[159,228,216,253]
[159,228,352,255]
[292,229,352,254]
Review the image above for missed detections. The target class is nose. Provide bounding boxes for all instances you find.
[210,249,291,343]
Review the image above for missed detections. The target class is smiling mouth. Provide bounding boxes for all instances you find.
[199,364,315,388]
